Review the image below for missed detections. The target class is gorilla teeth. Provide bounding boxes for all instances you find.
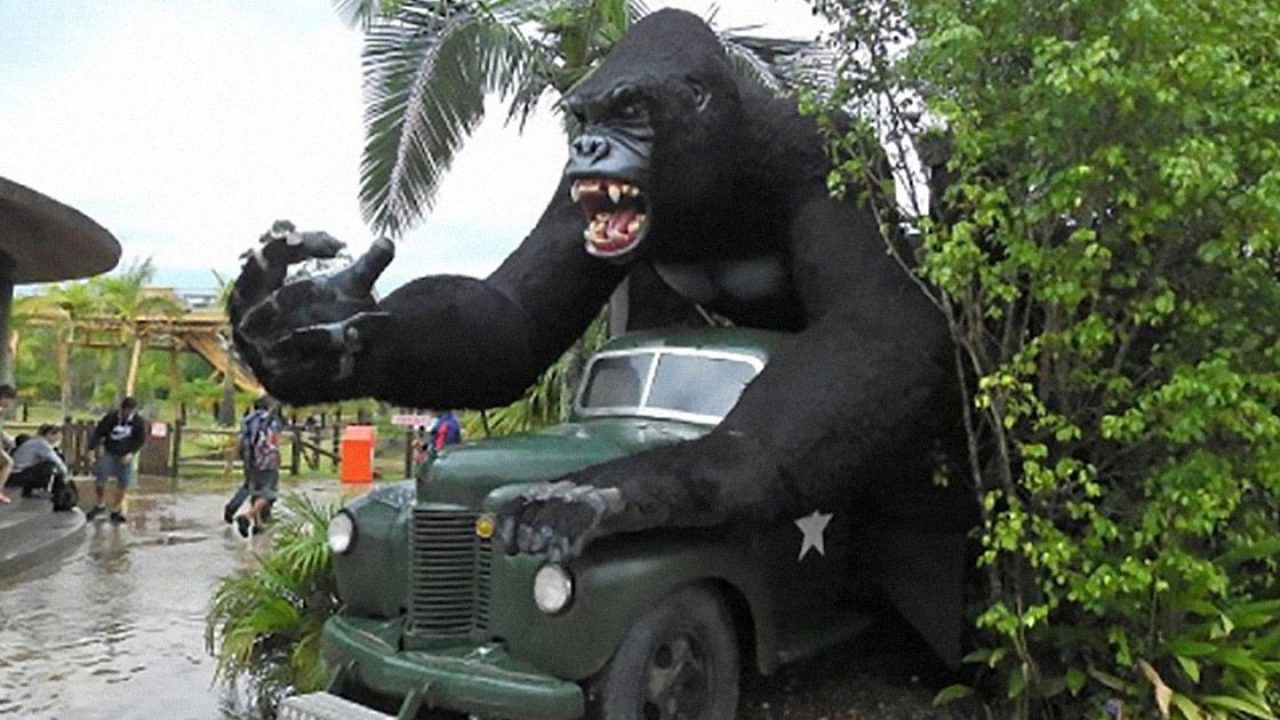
[570,184,581,202]
[608,184,622,204]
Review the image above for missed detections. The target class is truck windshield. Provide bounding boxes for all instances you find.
[578,349,764,424]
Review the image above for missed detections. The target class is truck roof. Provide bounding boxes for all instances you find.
[597,327,794,363]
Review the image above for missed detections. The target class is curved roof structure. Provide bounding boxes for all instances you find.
[0,176,121,283]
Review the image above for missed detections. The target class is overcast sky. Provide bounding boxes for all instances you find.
[0,0,828,295]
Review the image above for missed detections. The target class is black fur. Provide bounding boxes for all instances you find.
[231,10,974,664]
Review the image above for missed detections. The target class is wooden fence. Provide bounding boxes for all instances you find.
[6,420,422,483]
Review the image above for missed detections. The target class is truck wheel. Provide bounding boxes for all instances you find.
[589,585,739,720]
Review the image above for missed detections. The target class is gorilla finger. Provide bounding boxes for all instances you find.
[345,311,392,345]
[299,231,345,259]
[497,516,520,553]
[329,237,395,299]
[270,323,345,357]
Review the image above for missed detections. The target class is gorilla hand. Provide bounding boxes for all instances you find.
[233,235,395,402]
[497,481,626,562]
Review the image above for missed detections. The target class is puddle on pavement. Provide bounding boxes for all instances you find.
[0,478,344,720]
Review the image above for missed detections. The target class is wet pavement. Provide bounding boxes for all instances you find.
[0,478,340,720]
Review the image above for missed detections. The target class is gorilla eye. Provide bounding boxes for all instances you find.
[617,102,644,120]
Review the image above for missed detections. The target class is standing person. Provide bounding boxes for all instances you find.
[234,397,283,538]
[0,384,17,504]
[86,396,146,523]
[426,409,462,457]
[224,397,276,525]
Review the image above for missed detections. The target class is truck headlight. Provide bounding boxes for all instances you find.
[533,564,573,614]
[328,511,356,554]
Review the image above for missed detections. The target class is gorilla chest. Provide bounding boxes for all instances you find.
[653,256,793,308]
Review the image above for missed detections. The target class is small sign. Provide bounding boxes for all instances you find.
[391,414,433,428]
[150,422,168,438]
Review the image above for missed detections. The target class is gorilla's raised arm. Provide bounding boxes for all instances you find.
[230,178,625,408]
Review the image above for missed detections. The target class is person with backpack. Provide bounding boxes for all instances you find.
[231,396,283,537]
[426,409,462,457]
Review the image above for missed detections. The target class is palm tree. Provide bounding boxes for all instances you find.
[96,259,185,400]
[335,0,822,235]
[10,282,102,417]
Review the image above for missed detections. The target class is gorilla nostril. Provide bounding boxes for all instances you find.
[573,135,609,160]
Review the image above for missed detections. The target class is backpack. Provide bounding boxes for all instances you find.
[247,413,281,471]
[52,477,78,512]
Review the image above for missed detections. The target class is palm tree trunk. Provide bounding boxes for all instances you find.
[57,328,71,419]
[125,332,144,396]
[169,343,182,422]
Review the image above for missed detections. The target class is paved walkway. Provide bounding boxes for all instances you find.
[0,494,85,579]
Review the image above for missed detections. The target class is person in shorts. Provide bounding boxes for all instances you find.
[86,396,146,523]
[234,397,283,537]
[0,384,16,504]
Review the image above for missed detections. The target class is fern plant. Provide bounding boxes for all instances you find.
[205,493,340,717]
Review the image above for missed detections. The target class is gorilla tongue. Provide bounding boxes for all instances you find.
[607,207,639,236]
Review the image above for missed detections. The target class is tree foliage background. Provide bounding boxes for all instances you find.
[810,0,1280,716]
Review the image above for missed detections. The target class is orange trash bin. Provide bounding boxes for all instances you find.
[340,425,376,483]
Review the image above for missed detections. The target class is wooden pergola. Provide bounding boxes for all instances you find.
[19,304,263,399]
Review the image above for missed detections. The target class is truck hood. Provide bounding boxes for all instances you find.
[418,418,708,508]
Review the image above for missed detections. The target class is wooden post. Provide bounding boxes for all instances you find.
[170,421,183,488]
[332,424,340,472]
[404,428,413,478]
[290,427,300,477]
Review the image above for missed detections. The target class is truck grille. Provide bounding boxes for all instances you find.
[408,507,492,637]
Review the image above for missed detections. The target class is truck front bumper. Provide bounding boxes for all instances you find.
[323,615,586,720]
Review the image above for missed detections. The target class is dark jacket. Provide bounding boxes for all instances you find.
[89,409,147,457]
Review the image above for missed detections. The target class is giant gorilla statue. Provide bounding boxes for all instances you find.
[233,10,973,665]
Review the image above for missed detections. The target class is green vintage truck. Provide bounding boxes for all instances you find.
[283,328,908,720]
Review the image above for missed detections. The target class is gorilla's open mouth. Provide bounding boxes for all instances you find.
[572,178,650,258]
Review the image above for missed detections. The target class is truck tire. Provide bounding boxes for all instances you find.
[588,585,740,720]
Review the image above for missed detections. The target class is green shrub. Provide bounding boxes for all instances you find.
[205,493,340,717]
[812,0,1280,716]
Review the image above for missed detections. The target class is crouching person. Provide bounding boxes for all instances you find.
[9,424,75,510]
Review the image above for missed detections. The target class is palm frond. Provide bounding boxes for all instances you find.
[359,3,541,235]
[331,0,396,29]
[719,33,838,92]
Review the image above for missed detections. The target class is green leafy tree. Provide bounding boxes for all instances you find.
[813,0,1280,717]
[95,259,184,399]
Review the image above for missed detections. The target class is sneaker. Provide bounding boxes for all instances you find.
[86,505,106,521]
[223,505,236,524]
[235,515,251,539]
[109,510,126,525]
